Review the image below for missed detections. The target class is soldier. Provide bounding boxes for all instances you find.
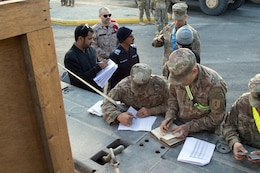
[67,0,74,7]
[150,0,171,34]
[108,26,140,91]
[152,2,201,69]
[160,48,227,139]
[136,0,152,25]
[61,0,67,6]
[92,7,119,61]
[223,74,260,164]
[64,24,108,93]
[162,25,200,78]
[102,63,169,126]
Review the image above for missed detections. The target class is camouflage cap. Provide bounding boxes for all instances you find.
[172,2,188,20]
[130,63,152,94]
[167,48,196,84]
[248,74,260,107]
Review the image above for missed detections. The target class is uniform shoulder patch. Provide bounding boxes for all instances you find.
[209,87,226,112]
[211,99,221,110]
[114,49,121,55]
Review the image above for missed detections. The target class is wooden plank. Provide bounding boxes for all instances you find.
[0,0,25,5]
[23,27,74,173]
[0,36,49,173]
[0,0,51,40]
[0,0,74,172]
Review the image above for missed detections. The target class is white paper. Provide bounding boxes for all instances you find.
[94,59,118,88]
[177,137,215,166]
[87,100,103,116]
[118,106,157,131]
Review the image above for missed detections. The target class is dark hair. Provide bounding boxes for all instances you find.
[177,43,200,64]
[192,50,200,64]
[74,24,94,41]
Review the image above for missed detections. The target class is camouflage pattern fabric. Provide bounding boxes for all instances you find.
[137,0,151,22]
[92,22,119,61]
[151,0,169,32]
[172,2,188,20]
[152,23,201,67]
[167,48,196,84]
[223,93,260,149]
[165,64,227,133]
[248,74,260,107]
[102,75,169,124]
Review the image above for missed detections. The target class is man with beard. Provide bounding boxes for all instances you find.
[64,24,108,93]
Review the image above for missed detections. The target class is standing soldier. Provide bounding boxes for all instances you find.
[152,2,201,69]
[137,0,152,25]
[67,0,74,7]
[150,0,170,35]
[61,0,67,6]
[92,7,119,61]
[162,25,200,79]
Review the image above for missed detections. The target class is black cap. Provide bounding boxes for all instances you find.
[116,26,132,43]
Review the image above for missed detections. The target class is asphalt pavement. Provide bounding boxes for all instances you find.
[50,0,260,109]
[50,0,141,25]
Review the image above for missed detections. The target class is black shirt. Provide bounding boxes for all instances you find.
[64,44,102,93]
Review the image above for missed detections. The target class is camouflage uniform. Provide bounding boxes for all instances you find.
[152,23,200,66]
[68,0,74,7]
[162,25,200,78]
[61,0,67,6]
[137,0,151,23]
[166,48,227,134]
[223,74,260,149]
[92,21,119,61]
[102,63,169,125]
[151,2,201,67]
[150,0,169,32]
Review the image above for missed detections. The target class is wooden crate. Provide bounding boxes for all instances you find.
[0,0,74,172]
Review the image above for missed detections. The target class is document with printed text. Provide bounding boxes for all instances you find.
[177,137,215,166]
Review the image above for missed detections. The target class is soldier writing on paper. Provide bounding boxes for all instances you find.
[160,48,227,139]
[102,63,168,126]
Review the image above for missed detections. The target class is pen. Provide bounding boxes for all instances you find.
[166,118,173,127]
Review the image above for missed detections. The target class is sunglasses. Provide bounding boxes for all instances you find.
[81,24,89,30]
[103,14,112,18]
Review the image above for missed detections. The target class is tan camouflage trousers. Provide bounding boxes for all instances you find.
[153,8,168,32]
[137,0,151,22]
[61,0,74,7]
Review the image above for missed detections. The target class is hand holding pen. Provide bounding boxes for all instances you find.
[117,112,135,127]
[97,59,108,69]
[160,117,172,135]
